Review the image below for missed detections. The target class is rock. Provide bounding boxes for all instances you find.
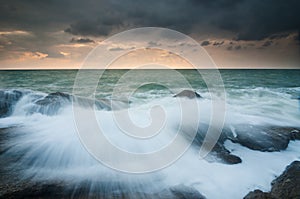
[244,190,274,199]
[229,125,293,152]
[208,143,242,164]
[0,90,23,118]
[35,92,71,106]
[173,90,202,99]
[290,129,300,140]
[0,182,206,199]
[192,125,300,164]
[1,183,65,199]
[244,161,300,199]
[34,92,72,115]
[192,124,242,165]
[168,185,206,199]
[270,161,300,198]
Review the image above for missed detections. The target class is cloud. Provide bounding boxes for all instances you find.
[60,51,70,56]
[21,51,48,60]
[67,0,300,41]
[262,40,273,47]
[268,33,290,40]
[235,45,241,50]
[0,0,299,42]
[226,44,243,51]
[0,30,32,36]
[213,41,224,46]
[226,46,233,51]
[65,20,112,36]
[70,37,95,43]
[108,47,125,51]
[148,41,162,47]
[0,0,299,69]
[201,40,210,46]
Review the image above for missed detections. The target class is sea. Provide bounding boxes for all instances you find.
[0,69,299,198]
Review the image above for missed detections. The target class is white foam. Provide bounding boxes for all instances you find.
[0,87,300,198]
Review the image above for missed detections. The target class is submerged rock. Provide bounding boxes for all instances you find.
[244,161,300,199]
[34,92,72,115]
[173,90,202,99]
[168,184,206,199]
[34,91,127,115]
[35,92,71,106]
[244,190,274,199]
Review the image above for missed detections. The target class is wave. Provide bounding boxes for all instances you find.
[0,89,128,117]
[0,88,300,198]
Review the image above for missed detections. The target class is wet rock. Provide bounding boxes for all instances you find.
[1,183,65,199]
[229,125,296,152]
[270,161,300,198]
[0,90,23,117]
[35,91,71,106]
[0,182,206,199]
[192,125,300,164]
[207,143,242,164]
[34,92,72,115]
[244,161,300,199]
[290,129,300,140]
[244,190,274,199]
[192,124,242,165]
[173,90,202,99]
[168,184,206,199]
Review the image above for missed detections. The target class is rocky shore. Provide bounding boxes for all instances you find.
[1,89,300,198]
[244,161,300,199]
[1,161,299,198]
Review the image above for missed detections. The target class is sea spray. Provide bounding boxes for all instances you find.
[0,87,300,198]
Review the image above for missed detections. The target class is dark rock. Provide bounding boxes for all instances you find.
[290,129,300,140]
[244,190,274,199]
[168,184,206,199]
[35,92,71,106]
[34,92,72,115]
[208,143,242,164]
[244,161,300,199]
[0,90,24,118]
[193,124,242,165]
[0,182,206,199]
[173,90,202,99]
[192,125,300,164]
[0,183,65,199]
[270,161,300,199]
[229,125,293,152]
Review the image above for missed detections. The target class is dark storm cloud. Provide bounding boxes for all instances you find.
[62,0,300,41]
[268,33,290,40]
[70,38,95,43]
[0,0,299,43]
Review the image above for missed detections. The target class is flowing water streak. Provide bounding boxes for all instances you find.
[0,69,299,198]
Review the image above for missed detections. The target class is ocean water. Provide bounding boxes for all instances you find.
[0,69,300,198]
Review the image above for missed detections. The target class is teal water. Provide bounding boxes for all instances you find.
[0,69,299,99]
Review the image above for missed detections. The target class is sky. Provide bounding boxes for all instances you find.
[0,0,299,69]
